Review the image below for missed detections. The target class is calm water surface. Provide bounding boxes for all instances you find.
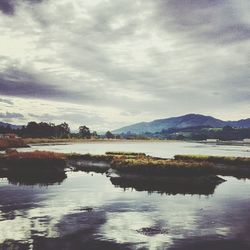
[22,141,250,158]
[1,142,250,249]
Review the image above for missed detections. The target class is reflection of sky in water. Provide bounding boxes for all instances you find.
[0,171,250,249]
[19,141,250,158]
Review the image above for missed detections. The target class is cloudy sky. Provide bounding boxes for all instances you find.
[0,0,249,131]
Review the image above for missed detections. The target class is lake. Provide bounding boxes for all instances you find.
[20,140,250,158]
[1,141,250,250]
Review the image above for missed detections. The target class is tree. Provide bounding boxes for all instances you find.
[79,125,91,138]
[105,131,114,139]
[91,131,98,138]
[56,122,70,138]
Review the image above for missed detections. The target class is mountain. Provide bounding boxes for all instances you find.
[113,114,250,134]
[0,121,23,130]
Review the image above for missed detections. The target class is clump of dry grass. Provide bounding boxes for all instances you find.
[0,138,28,150]
[106,152,148,161]
[106,151,146,157]
[111,156,215,176]
[67,153,113,162]
[5,150,66,160]
[0,150,66,172]
[174,155,250,166]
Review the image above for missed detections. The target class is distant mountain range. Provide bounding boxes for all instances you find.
[0,121,23,130]
[113,114,250,134]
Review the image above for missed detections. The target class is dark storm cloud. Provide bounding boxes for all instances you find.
[0,111,24,119]
[0,0,44,15]
[0,0,15,15]
[0,68,98,104]
[156,0,250,44]
[0,69,66,98]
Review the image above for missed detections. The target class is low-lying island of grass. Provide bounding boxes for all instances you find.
[174,154,250,178]
[1,150,250,193]
[0,151,67,185]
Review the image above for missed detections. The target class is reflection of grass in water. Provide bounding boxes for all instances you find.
[7,171,67,186]
[0,150,67,186]
[110,175,224,196]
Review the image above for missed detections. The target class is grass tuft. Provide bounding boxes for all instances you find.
[0,138,28,151]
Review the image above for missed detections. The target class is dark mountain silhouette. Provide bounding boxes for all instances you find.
[0,121,22,130]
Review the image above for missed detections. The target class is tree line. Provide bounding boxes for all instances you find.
[149,125,250,141]
[0,122,117,139]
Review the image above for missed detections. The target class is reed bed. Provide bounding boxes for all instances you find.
[0,150,67,172]
[0,138,28,151]
[67,153,113,162]
[5,150,66,159]
[174,155,250,166]
[111,157,215,176]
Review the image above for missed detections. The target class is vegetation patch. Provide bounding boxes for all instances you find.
[1,150,250,185]
[174,155,250,166]
[0,150,67,186]
[67,153,113,162]
[106,151,146,157]
[0,138,28,151]
[111,156,215,176]
[174,155,250,178]
[2,150,66,159]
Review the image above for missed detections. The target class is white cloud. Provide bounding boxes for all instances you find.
[0,0,249,129]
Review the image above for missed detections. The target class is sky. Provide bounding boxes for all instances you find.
[0,0,250,131]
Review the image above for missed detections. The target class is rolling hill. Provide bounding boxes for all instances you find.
[113,114,250,134]
[0,122,23,130]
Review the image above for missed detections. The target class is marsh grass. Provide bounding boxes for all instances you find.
[174,155,250,166]
[111,156,215,176]
[0,138,28,151]
[1,150,250,179]
[4,150,66,159]
[106,151,146,157]
[0,150,67,181]
[0,150,68,186]
[67,153,113,162]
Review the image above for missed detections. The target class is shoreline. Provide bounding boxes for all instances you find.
[24,138,180,144]
[2,150,250,179]
[24,138,250,147]
[0,150,230,195]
